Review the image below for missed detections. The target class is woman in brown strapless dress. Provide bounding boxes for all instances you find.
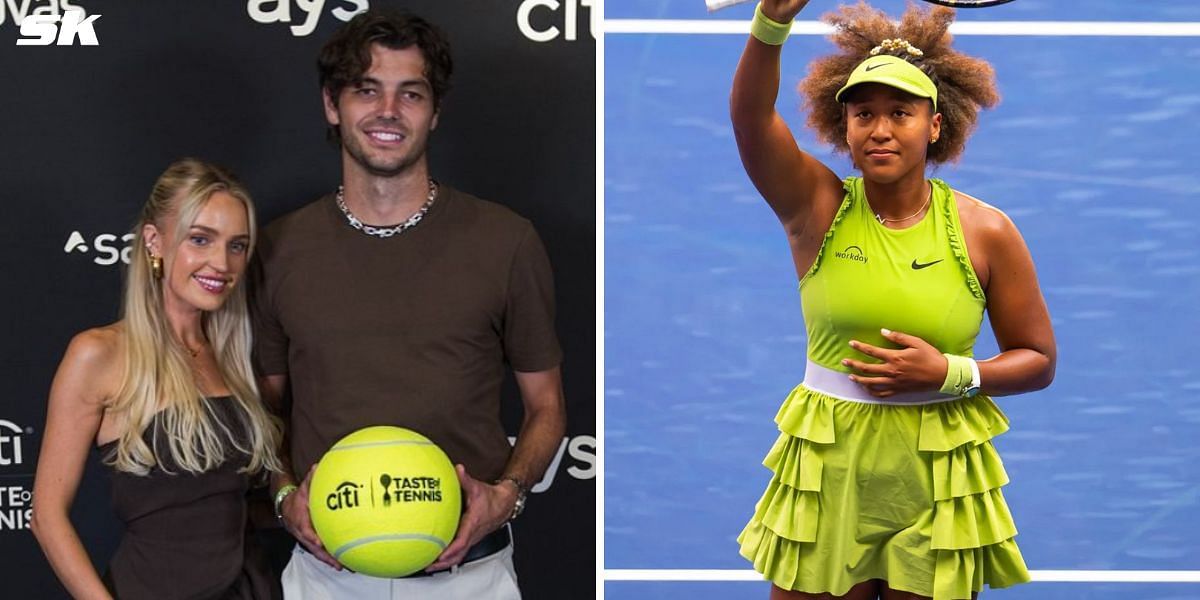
[97,396,276,599]
[31,159,283,599]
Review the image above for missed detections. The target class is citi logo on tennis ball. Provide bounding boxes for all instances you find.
[325,481,362,510]
[309,426,462,578]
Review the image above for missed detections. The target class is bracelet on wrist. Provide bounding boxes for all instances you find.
[751,2,793,46]
[273,484,298,521]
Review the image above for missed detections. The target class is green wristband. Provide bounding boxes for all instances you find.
[751,2,793,46]
[940,354,972,396]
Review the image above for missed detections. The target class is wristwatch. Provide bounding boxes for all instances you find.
[962,358,982,398]
[496,476,528,521]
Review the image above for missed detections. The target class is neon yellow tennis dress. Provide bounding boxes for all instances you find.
[737,178,1030,599]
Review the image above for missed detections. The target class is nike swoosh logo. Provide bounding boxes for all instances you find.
[865,63,889,72]
[911,259,944,270]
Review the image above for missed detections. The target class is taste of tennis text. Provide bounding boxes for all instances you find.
[380,476,442,504]
[325,476,443,510]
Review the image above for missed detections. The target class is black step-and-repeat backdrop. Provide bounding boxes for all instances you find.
[0,1,595,598]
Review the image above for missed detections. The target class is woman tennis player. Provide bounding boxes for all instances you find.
[732,2,1055,599]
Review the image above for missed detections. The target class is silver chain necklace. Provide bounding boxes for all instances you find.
[336,179,438,238]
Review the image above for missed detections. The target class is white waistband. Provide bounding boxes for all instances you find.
[802,359,957,405]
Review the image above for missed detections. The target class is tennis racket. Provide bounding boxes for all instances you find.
[707,0,1015,11]
[919,0,1014,7]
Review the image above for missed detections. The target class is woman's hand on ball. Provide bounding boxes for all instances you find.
[284,465,344,570]
[426,464,515,572]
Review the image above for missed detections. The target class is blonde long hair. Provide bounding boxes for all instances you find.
[107,158,281,476]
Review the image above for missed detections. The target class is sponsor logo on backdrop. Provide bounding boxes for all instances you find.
[518,0,596,42]
[6,1,99,46]
[0,420,34,532]
[246,0,367,37]
[8,1,596,45]
[0,485,32,531]
[243,0,597,42]
[511,434,595,493]
[0,421,28,467]
[65,230,135,266]
[1,0,88,26]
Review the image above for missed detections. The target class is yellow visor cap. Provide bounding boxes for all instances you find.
[835,55,938,112]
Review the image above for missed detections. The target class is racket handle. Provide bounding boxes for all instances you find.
[706,0,755,12]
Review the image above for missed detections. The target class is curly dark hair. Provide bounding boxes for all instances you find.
[317,8,453,143]
[800,1,1000,164]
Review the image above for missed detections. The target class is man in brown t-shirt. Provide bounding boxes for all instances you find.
[250,9,565,599]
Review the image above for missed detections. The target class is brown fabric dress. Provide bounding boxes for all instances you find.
[99,398,279,600]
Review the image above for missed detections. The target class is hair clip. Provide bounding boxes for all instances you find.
[869,38,924,58]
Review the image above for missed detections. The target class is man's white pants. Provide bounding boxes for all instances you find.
[282,543,521,599]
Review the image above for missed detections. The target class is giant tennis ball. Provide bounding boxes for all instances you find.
[309,426,462,577]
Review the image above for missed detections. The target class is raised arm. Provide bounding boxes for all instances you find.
[731,0,844,272]
[31,330,119,600]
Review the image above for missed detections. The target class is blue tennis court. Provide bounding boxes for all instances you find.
[604,1,1200,598]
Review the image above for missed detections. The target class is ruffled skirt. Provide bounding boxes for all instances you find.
[737,385,1030,599]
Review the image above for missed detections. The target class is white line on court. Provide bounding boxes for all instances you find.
[604,569,1200,583]
[604,19,1200,36]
